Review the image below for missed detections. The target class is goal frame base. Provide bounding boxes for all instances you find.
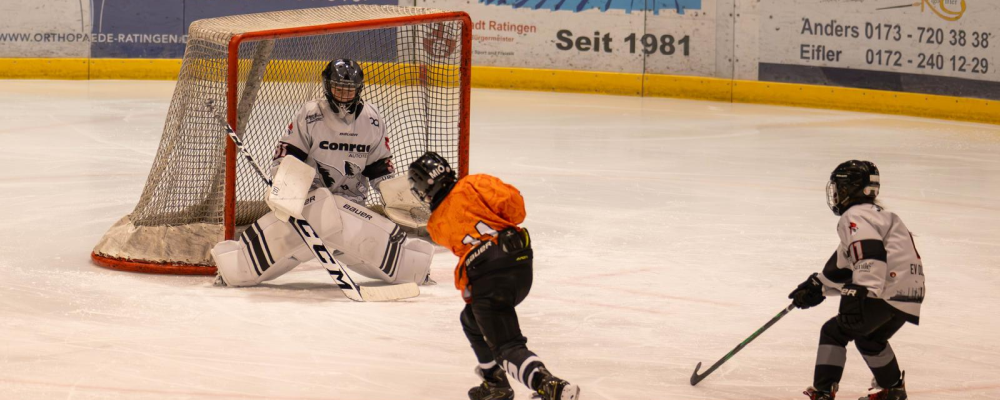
[91,252,218,275]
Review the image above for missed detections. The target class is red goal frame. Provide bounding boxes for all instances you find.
[92,11,472,275]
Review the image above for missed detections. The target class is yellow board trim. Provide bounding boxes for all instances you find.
[473,65,642,96]
[2,58,998,125]
[643,74,733,103]
[90,58,182,80]
[731,80,1000,125]
[0,58,88,79]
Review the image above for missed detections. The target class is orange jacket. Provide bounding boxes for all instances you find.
[426,174,526,293]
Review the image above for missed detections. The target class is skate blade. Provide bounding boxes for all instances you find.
[560,384,580,400]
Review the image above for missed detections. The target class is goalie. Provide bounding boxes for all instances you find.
[211,59,434,288]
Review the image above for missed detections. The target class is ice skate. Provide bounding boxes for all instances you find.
[804,385,837,400]
[860,372,907,400]
[468,365,514,400]
[532,367,580,400]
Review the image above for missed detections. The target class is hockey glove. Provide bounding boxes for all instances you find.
[836,284,868,331]
[788,273,825,309]
[497,227,530,254]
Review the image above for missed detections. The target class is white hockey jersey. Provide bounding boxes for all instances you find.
[271,99,393,204]
[816,203,925,324]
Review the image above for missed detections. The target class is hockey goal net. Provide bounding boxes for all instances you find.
[92,5,471,275]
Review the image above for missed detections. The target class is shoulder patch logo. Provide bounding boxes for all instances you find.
[305,113,323,124]
[849,222,859,235]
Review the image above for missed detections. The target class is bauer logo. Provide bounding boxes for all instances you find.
[342,203,374,220]
[841,288,858,296]
[465,241,493,267]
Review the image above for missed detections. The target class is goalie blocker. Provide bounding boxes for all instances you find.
[211,188,434,287]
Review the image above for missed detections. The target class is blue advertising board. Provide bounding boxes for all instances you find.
[90,0,396,58]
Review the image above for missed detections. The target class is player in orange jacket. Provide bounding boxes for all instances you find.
[408,152,580,400]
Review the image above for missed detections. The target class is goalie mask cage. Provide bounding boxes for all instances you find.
[92,5,471,275]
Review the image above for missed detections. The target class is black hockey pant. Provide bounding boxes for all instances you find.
[460,263,545,389]
[814,299,907,392]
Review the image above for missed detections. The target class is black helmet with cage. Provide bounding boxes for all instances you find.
[827,160,880,216]
[408,152,458,211]
[321,59,364,113]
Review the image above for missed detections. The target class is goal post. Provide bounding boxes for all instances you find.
[92,5,471,275]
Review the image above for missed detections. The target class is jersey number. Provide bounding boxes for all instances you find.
[462,221,497,246]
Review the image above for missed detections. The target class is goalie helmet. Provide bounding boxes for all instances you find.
[408,151,457,210]
[827,160,880,216]
[321,59,364,114]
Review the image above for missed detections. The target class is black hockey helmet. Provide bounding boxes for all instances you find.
[408,151,457,210]
[321,59,364,113]
[827,160,880,216]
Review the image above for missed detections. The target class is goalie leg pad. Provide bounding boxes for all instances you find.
[210,240,257,287]
[395,238,434,284]
[299,194,432,284]
[342,237,433,284]
[211,205,338,286]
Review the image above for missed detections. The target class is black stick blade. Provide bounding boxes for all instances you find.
[690,362,704,386]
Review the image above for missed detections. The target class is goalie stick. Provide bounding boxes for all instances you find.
[690,303,795,385]
[207,100,418,302]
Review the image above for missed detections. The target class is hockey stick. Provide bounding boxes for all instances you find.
[690,303,795,386]
[207,100,418,302]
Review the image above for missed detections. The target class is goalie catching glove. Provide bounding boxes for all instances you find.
[378,174,432,229]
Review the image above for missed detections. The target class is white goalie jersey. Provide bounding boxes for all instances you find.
[816,203,926,323]
[272,99,393,204]
[209,99,433,290]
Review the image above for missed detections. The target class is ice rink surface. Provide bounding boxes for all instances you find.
[1,80,999,400]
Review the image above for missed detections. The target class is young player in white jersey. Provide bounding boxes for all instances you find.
[789,160,925,400]
[210,59,434,289]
